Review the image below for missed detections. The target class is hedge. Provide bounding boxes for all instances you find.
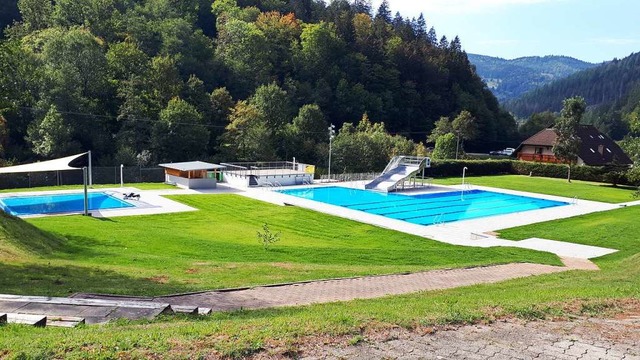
[426,159,631,184]
[426,160,512,177]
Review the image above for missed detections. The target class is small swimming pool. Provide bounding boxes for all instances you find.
[278,187,568,225]
[0,192,134,216]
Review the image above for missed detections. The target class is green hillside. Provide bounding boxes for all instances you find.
[505,52,640,139]
[0,0,515,167]
[468,54,596,102]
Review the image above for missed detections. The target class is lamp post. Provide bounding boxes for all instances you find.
[327,124,336,182]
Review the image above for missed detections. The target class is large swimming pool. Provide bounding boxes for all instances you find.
[0,192,134,216]
[278,187,568,225]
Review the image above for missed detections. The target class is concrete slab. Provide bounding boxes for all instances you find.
[105,306,169,321]
[15,303,93,317]
[512,238,618,259]
[0,300,29,313]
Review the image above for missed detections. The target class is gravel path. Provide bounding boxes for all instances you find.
[298,312,640,360]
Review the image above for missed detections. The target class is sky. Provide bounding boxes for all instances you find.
[371,0,640,63]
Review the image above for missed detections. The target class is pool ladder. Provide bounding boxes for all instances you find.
[432,213,446,226]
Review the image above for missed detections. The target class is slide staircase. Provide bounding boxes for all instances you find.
[365,156,430,192]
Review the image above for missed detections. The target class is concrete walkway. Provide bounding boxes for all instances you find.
[75,257,597,313]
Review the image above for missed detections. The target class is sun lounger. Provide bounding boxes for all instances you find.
[123,192,140,200]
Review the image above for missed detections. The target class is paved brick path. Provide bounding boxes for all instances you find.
[298,314,640,360]
[142,257,596,311]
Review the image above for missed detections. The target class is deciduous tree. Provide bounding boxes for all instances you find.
[553,96,585,182]
[152,98,209,162]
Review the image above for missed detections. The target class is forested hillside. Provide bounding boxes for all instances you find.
[505,52,640,139]
[0,0,514,169]
[468,54,596,102]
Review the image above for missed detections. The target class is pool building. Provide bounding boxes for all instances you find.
[159,161,226,189]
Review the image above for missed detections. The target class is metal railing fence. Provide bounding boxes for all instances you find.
[0,166,165,190]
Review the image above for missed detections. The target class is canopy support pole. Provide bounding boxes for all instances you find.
[83,167,89,216]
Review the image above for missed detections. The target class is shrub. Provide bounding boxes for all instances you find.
[257,223,281,250]
[427,160,512,177]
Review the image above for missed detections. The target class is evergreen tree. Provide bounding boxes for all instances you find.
[375,0,391,23]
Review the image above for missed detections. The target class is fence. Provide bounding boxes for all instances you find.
[0,166,165,190]
[319,172,379,182]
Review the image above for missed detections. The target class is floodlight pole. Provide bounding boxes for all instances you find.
[327,124,335,182]
[120,164,124,187]
[88,150,93,187]
[83,166,89,216]
[455,131,461,160]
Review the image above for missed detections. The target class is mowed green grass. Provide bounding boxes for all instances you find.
[1,203,639,359]
[0,194,559,297]
[432,175,637,203]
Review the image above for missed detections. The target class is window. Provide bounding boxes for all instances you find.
[535,147,543,154]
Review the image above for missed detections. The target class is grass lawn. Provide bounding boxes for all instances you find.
[0,194,558,297]
[0,182,176,193]
[432,174,637,203]
[1,202,638,358]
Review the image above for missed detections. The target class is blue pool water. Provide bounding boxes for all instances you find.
[0,192,134,216]
[278,187,568,225]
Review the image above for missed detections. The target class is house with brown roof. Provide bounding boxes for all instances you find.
[516,125,633,166]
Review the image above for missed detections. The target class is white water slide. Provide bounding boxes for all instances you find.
[365,156,430,192]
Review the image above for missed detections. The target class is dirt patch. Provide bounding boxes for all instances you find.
[146,275,169,284]
[270,262,296,270]
[185,268,199,274]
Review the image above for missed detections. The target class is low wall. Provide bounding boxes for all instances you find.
[222,172,249,188]
[166,174,217,189]
[255,174,313,186]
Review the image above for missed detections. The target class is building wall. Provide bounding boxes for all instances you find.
[166,174,217,189]
[518,145,561,163]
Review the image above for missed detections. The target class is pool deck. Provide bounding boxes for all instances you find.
[0,187,200,218]
[240,182,622,259]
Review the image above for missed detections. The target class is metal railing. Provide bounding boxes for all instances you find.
[220,161,312,177]
[319,172,379,182]
[0,166,165,190]
[381,156,430,175]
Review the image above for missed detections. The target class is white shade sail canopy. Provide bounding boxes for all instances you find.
[0,152,89,174]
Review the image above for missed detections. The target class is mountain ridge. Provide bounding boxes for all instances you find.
[503,51,640,139]
[468,53,597,102]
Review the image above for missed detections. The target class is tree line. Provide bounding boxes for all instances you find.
[0,0,515,172]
